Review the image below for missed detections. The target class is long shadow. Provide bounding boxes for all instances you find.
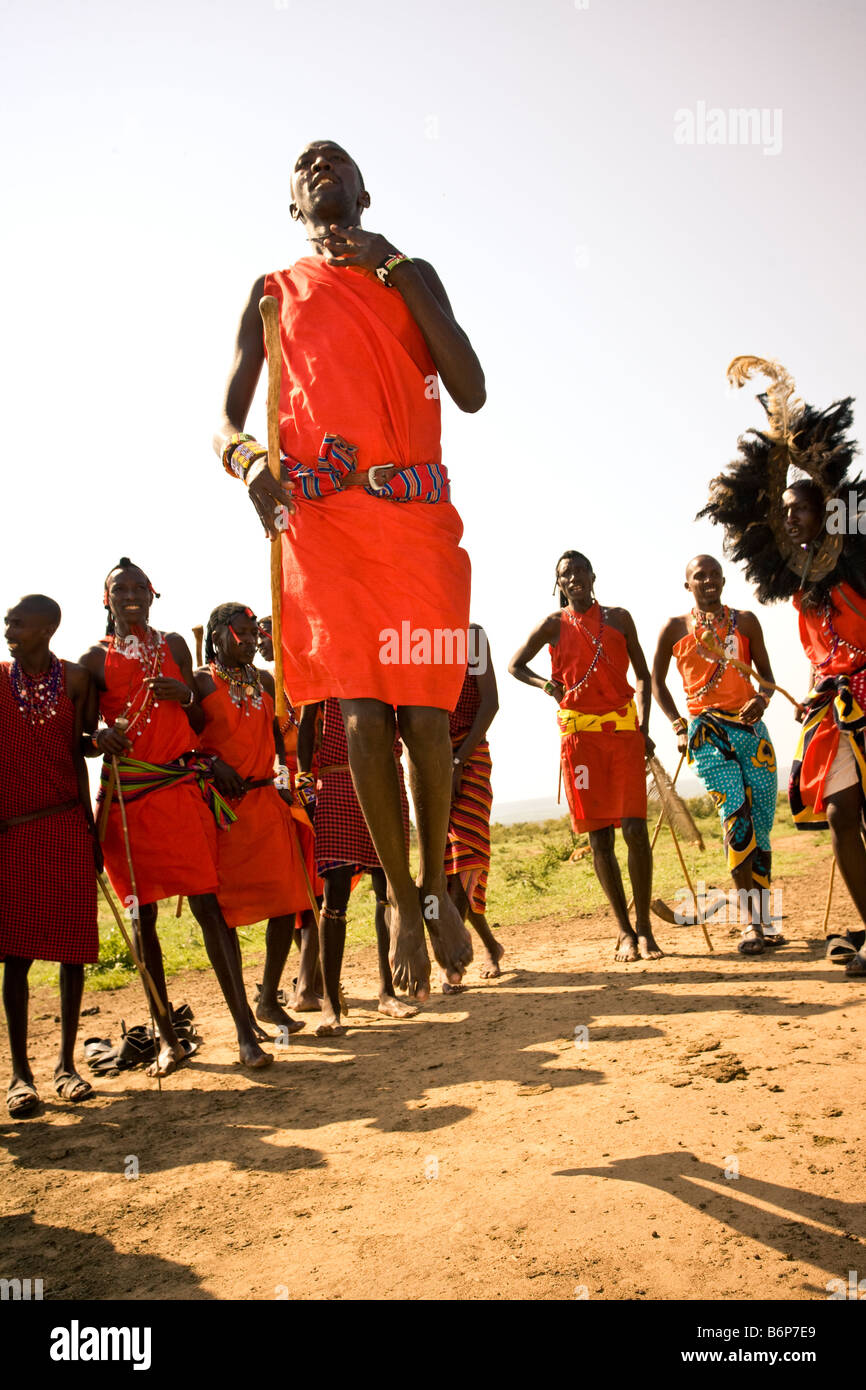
[555,1150,864,1287]
[0,1210,214,1300]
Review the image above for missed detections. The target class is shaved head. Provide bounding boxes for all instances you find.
[10,594,61,631]
[686,554,722,580]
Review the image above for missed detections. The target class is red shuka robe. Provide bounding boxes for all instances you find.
[99,636,219,904]
[550,605,647,833]
[263,256,471,710]
[198,675,313,927]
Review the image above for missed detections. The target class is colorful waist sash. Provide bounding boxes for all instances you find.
[98,754,237,829]
[557,701,639,736]
[282,433,451,504]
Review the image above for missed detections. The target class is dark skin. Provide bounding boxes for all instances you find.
[445,625,505,986]
[79,568,272,1072]
[3,598,100,1114]
[509,558,661,963]
[652,555,777,954]
[194,611,307,1036]
[782,489,866,975]
[298,701,418,1024]
[215,139,485,999]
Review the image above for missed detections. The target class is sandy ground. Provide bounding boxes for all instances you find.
[1,832,864,1302]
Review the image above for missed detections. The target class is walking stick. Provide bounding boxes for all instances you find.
[111,719,164,1089]
[821,857,836,937]
[693,629,800,708]
[259,294,288,722]
[627,752,685,913]
[259,293,320,933]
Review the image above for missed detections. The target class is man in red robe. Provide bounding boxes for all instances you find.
[214,140,486,1001]
[2,595,99,1116]
[510,552,662,963]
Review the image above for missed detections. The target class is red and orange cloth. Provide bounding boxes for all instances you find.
[198,673,314,928]
[98,636,220,904]
[790,582,866,827]
[445,671,492,914]
[261,256,470,711]
[550,605,647,834]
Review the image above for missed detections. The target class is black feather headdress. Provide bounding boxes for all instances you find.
[698,356,866,607]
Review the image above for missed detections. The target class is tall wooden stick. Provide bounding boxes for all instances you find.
[111,720,163,1089]
[192,624,204,667]
[693,629,800,708]
[821,856,836,937]
[259,294,288,721]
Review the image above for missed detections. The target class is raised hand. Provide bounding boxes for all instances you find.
[321,225,397,273]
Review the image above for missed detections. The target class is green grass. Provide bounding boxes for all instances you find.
[27,794,824,994]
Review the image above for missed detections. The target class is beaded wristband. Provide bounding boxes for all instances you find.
[672,718,688,735]
[377,252,413,287]
[222,432,268,482]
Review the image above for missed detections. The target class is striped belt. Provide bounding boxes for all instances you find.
[557,701,639,736]
[282,433,450,504]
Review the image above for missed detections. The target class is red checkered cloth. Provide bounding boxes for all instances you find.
[446,672,493,912]
[0,663,98,963]
[314,697,409,872]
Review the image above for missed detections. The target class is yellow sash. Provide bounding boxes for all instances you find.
[557,700,639,736]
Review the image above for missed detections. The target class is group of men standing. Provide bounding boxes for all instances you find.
[3,144,865,1121]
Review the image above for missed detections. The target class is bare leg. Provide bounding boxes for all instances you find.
[398,704,473,984]
[341,698,431,1000]
[372,868,417,1018]
[257,916,304,1032]
[588,826,639,961]
[53,963,92,1100]
[449,877,504,978]
[621,817,662,960]
[187,894,272,1067]
[3,957,35,1101]
[317,867,351,1036]
[288,913,322,1010]
[823,787,866,977]
[137,903,185,1076]
[731,855,764,956]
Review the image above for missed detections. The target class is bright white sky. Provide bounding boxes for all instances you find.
[2,0,865,806]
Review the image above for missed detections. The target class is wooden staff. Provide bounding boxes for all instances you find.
[821,856,836,936]
[192,624,204,666]
[259,294,288,721]
[627,752,684,912]
[694,628,800,708]
[111,718,164,1088]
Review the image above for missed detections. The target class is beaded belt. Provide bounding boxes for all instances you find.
[282,433,450,504]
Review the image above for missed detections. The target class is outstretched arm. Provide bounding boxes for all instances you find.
[619,609,654,753]
[652,619,688,756]
[508,614,563,701]
[739,611,774,724]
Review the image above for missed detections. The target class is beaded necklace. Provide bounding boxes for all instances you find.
[690,606,739,700]
[560,604,606,698]
[212,660,264,715]
[108,627,164,741]
[10,653,63,726]
[818,598,866,669]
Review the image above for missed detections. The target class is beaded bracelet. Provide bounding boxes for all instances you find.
[222,432,268,482]
[672,717,688,735]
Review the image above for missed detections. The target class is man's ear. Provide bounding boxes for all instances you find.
[360,189,371,211]
[290,203,300,221]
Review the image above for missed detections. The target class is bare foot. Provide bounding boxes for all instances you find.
[287,988,323,1012]
[844,947,866,977]
[389,898,431,1002]
[238,1040,274,1068]
[146,1039,186,1078]
[256,1001,305,1033]
[377,994,418,1019]
[248,1009,271,1042]
[314,1020,347,1037]
[420,886,473,984]
[614,931,639,963]
[479,939,505,979]
[636,929,664,961]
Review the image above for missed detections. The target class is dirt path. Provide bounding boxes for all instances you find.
[2,835,864,1301]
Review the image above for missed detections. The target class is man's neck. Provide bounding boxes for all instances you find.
[16,646,52,676]
[692,601,725,619]
[568,598,595,616]
[113,621,153,642]
[302,210,363,253]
